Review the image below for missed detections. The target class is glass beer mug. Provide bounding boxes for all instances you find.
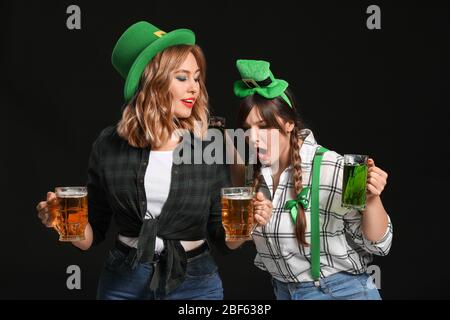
[221,187,255,241]
[341,155,369,210]
[49,186,88,241]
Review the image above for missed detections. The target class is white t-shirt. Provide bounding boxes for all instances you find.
[145,150,173,219]
[119,149,204,253]
[145,150,173,253]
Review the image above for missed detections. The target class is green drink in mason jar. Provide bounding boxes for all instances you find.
[342,154,368,210]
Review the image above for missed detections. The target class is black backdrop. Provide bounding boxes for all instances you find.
[2,0,449,299]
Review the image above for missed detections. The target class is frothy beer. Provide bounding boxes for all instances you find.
[221,189,254,241]
[52,187,88,241]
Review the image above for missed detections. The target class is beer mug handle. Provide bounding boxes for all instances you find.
[47,198,60,228]
[249,190,258,237]
[250,222,259,236]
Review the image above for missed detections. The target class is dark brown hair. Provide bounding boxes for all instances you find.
[237,89,309,246]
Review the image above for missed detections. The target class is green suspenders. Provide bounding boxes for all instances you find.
[284,146,329,281]
[311,146,328,280]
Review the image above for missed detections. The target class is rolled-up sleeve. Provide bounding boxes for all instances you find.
[86,133,113,247]
[343,209,393,256]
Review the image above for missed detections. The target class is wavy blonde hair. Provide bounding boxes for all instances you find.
[117,45,209,148]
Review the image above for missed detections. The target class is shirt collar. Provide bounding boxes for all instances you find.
[260,128,318,177]
[297,128,319,168]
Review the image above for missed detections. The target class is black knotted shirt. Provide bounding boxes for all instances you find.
[86,125,231,295]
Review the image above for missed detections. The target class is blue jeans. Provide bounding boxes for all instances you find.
[96,246,223,300]
[272,272,382,300]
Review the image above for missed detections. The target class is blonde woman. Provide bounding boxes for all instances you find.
[35,22,273,300]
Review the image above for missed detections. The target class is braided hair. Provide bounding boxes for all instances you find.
[237,89,309,246]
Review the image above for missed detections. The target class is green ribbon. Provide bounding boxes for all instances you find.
[284,186,311,223]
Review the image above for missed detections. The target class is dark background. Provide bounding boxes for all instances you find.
[2,0,449,299]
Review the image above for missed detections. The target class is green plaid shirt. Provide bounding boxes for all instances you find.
[87,125,231,294]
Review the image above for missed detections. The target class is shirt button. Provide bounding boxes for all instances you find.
[142,201,146,205]
[140,179,144,183]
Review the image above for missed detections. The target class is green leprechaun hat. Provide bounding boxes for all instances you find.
[233,59,293,108]
[112,21,196,102]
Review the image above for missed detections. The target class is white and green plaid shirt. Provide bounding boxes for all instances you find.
[252,129,393,283]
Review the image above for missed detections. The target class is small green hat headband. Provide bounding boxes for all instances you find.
[233,59,292,108]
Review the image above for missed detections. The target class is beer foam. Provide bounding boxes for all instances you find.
[223,195,253,200]
[57,191,87,198]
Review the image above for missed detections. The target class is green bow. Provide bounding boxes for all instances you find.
[284,187,311,223]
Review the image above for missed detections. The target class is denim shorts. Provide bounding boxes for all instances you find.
[96,243,223,300]
[271,271,382,300]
